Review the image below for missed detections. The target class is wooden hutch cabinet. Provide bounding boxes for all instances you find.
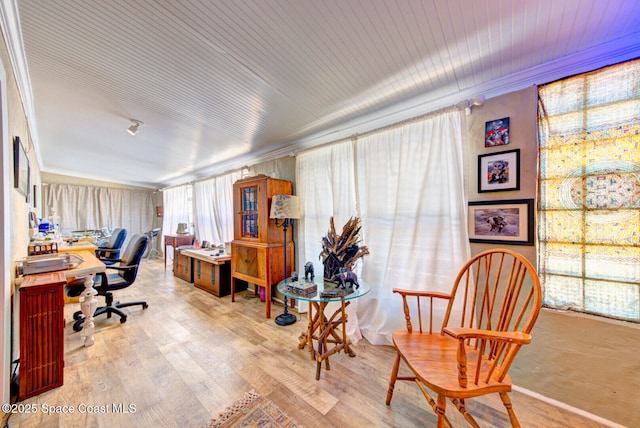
[231,175,294,318]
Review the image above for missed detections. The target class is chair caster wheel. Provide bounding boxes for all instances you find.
[143,303,149,309]
[73,323,84,332]
[73,311,83,320]
[120,316,127,323]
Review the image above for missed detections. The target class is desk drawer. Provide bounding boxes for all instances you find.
[194,260,230,297]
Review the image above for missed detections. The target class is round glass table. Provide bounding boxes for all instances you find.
[277,278,371,380]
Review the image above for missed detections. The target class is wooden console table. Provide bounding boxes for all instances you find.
[163,234,195,269]
[179,248,232,297]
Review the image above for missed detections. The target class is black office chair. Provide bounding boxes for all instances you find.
[69,234,149,331]
[94,227,127,265]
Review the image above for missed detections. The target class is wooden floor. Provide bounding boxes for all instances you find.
[7,259,614,428]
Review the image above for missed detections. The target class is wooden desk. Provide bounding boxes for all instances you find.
[179,249,231,297]
[61,250,106,347]
[59,241,98,253]
[164,234,195,269]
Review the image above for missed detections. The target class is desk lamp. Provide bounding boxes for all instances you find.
[270,194,300,326]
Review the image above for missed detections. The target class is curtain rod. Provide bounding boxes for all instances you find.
[292,103,462,157]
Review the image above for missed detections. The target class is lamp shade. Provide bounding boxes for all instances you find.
[270,195,301,219]
[176,223,189,234]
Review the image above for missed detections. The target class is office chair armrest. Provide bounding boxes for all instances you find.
[95,247,122,256]
[105,264,138,273]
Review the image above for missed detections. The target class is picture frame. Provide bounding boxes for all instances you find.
[478,149,520,193]
[485,117,510,147]
[13,136,30,198]
[468,199,534,246]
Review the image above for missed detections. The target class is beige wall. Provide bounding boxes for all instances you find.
[41,172,164,249]
[466,86,639,427]
[0,30,42,406]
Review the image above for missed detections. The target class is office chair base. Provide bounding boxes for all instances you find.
[71,301,148,332]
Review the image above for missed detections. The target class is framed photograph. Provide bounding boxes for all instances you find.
[13,136,29,198]
[478,149,520,193]
[468,199,534,246]
[485,117,510,147]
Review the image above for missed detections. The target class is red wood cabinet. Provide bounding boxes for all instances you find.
[19,271,67,399]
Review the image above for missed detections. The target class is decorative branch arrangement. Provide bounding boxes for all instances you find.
[319,216,369,279]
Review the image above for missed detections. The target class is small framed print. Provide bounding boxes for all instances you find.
[468,199,534,246]
[13,136,30,199]
[478,149,520,193]
[485,117,510,147]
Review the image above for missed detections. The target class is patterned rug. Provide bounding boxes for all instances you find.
[207,390,302,427]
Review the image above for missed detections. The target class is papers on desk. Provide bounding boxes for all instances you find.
[18,253,84,275]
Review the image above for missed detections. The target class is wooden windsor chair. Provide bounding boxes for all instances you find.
[386,249,542,427]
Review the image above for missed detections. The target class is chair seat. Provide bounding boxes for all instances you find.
[98,272,131,290]
[392,330,513,399]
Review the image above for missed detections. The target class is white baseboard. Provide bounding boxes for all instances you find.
[512,385,625,428]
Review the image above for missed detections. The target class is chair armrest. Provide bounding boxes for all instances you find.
[443,327,532,345]
[105,264,137,273]
[393,288,451,333]
[392,288,451,300]
[95,247,121,255]
[443,326,532,387]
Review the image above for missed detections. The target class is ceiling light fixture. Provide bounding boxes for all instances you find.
[127,119,143,136]
[465,96,486,115]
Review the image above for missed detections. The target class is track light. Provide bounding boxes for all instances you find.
[127,119,143,136]
[465,96,486,115]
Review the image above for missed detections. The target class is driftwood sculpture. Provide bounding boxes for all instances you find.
[319,216,369,280]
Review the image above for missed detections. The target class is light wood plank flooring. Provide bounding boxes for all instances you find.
[7,260,615,427]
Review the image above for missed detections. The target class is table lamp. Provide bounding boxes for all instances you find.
[270,194,300,326]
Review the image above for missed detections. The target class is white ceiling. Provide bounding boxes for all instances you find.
[11,0,640,188]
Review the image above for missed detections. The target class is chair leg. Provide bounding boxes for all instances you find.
[386,352,402,405]
[452,398,481,428]
[116,300,149,310]
[436,394,447,428]
[500,392,521,428]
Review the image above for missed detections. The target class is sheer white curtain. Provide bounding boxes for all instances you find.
[355,110,470,345]
[45,184,154,244]
[295,109,469,346]
[296,140,361,340]
[162,185,191,262]
[193,170,242,245]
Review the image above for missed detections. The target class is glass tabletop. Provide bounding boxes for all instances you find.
[277,278,371,303]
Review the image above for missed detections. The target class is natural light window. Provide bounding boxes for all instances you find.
[537,59,640,322]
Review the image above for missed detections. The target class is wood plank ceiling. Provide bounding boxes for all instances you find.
[14,0,640,188]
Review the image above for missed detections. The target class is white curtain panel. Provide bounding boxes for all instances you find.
[45,184,155,246]
[295,109,470,346]
[162,185,191,262]
[193,170,242,246]
[295,140,362,341]
[355,110,470,345]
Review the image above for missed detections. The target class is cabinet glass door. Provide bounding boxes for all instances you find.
[240,185,259,238]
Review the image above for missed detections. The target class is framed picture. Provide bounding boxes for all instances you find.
[468,199,534,245]
[478,149,520,193]
[13,136,29,198]
[485,117,510,147]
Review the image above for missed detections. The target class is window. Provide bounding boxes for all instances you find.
[538,59,640,322]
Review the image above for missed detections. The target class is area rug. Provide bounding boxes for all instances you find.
[207,389,302,428]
